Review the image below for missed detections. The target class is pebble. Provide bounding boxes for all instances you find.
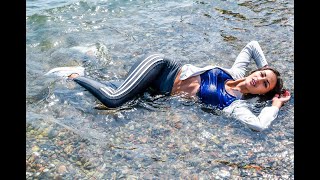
[25,1,294,179]
[32,145,40,152]
[57,165,67,174]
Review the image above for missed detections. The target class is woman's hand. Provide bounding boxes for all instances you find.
[272,90,291,109]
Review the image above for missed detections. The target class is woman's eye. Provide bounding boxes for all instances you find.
[264,82,268,88]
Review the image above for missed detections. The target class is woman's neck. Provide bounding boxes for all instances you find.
[225,78,249,95]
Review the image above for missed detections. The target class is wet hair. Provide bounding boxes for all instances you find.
[246,66,283,100]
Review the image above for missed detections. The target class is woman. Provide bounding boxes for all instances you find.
[46,41,291,131]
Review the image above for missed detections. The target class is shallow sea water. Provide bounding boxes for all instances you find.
[26,0,294,179]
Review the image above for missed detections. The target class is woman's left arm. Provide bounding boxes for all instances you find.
[270,90,291,109]
[223,90,291,132]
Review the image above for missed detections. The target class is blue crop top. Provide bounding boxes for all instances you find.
[198,68,239,109]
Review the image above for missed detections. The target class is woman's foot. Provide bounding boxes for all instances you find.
[44,66,85,78]
[68,73,80,79]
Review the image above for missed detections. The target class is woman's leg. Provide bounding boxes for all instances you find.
[72,54,167,108]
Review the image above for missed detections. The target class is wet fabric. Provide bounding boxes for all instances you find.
[198,68,238,109]
[74,54,181,108]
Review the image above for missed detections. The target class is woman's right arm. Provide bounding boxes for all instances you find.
[230,41,268,80]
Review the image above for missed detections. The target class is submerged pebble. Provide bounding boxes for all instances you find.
[26,0,294,179]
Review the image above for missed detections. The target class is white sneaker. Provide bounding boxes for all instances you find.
[44,66,85,78]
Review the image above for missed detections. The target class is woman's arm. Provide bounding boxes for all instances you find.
[223,90,291,132]
[271,90,291,109]
[179,41,268,80]
[229,41,268,80]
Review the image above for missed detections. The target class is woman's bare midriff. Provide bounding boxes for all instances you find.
[171,70,201,97]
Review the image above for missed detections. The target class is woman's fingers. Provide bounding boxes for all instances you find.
[283,90,290,96]
[280,90,291,102]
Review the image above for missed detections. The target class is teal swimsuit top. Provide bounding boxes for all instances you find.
[198,68,239,109]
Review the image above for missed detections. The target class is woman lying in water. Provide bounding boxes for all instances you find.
[46,41,291,132]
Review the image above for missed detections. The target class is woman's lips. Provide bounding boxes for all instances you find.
[251,78,256,86]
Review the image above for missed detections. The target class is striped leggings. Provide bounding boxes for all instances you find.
[73,54,182,108]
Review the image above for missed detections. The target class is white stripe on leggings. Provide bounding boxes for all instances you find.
[100,54,162,94]
[99,54,164,98]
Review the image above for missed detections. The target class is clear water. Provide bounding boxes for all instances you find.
[26,0,294,179]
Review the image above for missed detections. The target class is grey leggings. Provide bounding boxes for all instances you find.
[73,54,182,108]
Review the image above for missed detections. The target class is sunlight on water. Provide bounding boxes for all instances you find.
[26,0,294,179]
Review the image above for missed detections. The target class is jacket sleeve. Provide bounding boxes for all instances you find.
[223,100,279,132]
[179,64,215,80]
[229,41,269,80]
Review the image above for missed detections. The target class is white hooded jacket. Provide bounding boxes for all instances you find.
[180,41,279,131]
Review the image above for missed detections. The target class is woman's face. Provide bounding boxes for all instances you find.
[244,69,277,95]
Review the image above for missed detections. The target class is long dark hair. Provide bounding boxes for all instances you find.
[243,66,283,100]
